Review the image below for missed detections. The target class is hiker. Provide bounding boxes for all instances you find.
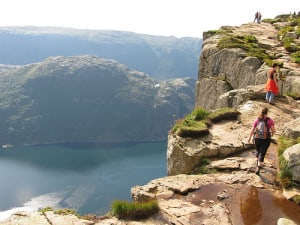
[257,12,262,23]
[248,107,275,174]
[265,62,279,105]
[254,12,259,23]
[254,12,262,23]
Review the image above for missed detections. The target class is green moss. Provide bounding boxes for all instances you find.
[217,34,272,64]
[111,200,159,220]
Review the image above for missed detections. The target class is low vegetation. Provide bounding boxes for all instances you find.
[266,14,300,63]
[111,200,159,220]
[216,14,300,65]
[39,207,80,218]
[217,34,274,65]
[171,107,240,138]
[277,136,300,188]
[192,157,217,174]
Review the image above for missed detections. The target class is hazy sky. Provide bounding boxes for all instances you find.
[0,0,299,37]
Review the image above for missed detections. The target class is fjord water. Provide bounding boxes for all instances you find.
[0,141,166,219]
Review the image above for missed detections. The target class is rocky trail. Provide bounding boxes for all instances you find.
[233,22,300,74]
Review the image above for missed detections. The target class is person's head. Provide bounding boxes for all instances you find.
[259,107,268,119]
[272,62,278,68]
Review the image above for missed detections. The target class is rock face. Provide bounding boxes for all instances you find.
[283,143,300,182]
[195,22,300,110]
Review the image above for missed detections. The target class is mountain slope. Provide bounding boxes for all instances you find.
[0,55,195,145]
[0,26,202,79]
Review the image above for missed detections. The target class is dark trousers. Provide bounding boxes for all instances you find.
[254,138,271,162]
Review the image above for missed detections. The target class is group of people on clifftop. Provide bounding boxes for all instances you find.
[254,11,262,23]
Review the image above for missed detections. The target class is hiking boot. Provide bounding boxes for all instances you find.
[257,161,263,167]
[255,167,260,175]
[269,102,275,105]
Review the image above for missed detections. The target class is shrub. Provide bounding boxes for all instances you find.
[111,200,159,220]
[189,108,209,121]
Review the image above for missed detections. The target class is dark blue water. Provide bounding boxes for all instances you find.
[0,141,166,219]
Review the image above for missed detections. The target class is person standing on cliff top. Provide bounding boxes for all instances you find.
[248,107,275,174]
[254,12,262,23]
[265,62,279,105]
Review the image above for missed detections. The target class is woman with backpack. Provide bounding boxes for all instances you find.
[248,107,276,174]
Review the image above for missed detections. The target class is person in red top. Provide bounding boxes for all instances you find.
[265,63,279,105]
[248,107,275,174]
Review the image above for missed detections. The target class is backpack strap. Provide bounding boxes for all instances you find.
[264,117,271,138]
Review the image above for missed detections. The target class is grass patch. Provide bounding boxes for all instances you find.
[171,108,209,138]
[207,107,240,123]
[111,200,159,220]
[171,108,239,138]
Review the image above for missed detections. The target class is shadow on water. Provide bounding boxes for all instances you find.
[174,184,300,225]
[0,141,166,172]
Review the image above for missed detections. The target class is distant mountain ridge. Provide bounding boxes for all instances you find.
[0,55,195,145]
[0,26,202,79]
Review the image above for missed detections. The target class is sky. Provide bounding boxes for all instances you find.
[0,0,299,38]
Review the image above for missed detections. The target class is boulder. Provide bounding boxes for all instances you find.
[282,143,300,182]
[277,217,298,225]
